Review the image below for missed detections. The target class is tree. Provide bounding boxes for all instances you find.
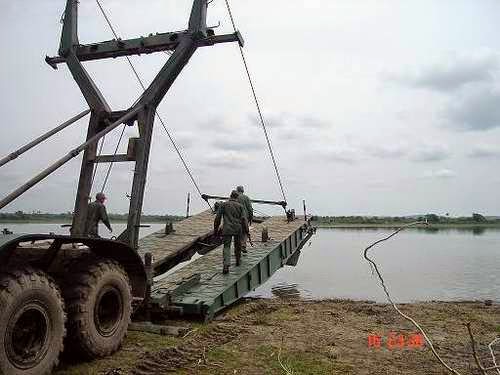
[425,214,440,223]
[472,213,487,222]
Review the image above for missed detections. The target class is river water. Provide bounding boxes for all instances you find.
[2,224,499,303]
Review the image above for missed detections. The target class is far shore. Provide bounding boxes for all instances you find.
[312,222,500,229]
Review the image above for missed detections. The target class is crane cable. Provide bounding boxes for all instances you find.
[95,0,212,210]
[224,0,288,204]
[90,134,105,192]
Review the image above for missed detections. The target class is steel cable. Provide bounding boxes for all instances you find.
[90,134,106,194]
[224,0,288,204]
[95,0,212,210]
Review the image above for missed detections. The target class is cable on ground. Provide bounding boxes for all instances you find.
[363,222,464,374]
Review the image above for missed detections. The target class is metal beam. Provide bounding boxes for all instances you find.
[188,0,208,34]
[199,32,243,47]
[47,32,183,68]
[0,109,89,168]
[93,154,133,163]
[201,194,287,208]
[0,107,142,210]
[65,52,111,112]
[137,0,208,108]
[122,106,156,249]
[59,0,79,56]
[46,31,241,69]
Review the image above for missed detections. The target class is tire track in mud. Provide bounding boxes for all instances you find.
[131,301,279,374]
[131,323,245,374]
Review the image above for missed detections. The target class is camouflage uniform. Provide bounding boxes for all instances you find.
[214,198,247,269]
[237,192,253,251]
[85,201,112,237]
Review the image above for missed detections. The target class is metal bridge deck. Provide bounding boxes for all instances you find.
[149,215,313,321]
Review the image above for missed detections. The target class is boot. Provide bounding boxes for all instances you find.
[223,265,229,274]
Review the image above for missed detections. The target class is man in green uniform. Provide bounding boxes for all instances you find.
[236,185,253,253]
[85,192,113,237]
[214,190,247,274]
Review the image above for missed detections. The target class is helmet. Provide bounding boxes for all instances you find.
[96,192,106,202]
[236,185,244,193]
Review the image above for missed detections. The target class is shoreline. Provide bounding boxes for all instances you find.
[312,222,500,229]
[3,220,500,229]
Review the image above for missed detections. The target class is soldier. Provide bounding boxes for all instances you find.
[214,190,247,274]
[85,192,113,237]
[236,185,253,253]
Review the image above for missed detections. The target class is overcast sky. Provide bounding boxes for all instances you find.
[1,0,500,217]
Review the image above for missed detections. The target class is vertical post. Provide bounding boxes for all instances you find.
[262,227,269,243]
[144,252,153,322]
[71,112,102,235]
[303,199,307,221]
[125,106,156,249]
[186,192,190,218]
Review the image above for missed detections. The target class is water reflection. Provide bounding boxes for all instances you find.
[250,227,500,302]
[329,226,498,236]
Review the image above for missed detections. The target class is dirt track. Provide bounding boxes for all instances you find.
[56,299,500,374]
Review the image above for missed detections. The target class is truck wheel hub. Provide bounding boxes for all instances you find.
[6,303,50,369]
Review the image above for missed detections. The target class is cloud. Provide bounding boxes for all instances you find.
[201,151,251,169]
[409,144,450,162]
[367,144,407,159]
[445,87,500,131]
[423,169,457,179]
[211,138,264,152]
[297,115,329,129]
[323,146,361,164]
[248,113,288,129]
[386,53,499,92]
[466,144,500,158]
[248,112,329,132]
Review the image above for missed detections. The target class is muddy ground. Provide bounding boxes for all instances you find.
[56,299,499,375]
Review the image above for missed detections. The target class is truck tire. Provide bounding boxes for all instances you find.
[64,258,132,359]
[0,268,66,375]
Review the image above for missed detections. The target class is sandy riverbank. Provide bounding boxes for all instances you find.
[55,298,499,374]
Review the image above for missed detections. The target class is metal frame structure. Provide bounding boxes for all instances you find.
[0,0,242,250]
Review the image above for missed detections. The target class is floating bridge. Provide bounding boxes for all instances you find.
[138,210,314,320]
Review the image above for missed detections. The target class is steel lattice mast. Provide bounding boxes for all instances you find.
[46,0,243,249]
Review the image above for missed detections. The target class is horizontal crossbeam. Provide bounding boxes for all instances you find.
[201,194,287,208]
[93,154,133,163]
[46,31,242,69]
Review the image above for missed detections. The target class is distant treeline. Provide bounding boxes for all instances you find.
[0,211,184,223]
[311,213,500,225]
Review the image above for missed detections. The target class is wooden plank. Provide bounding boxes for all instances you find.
[138,209,215,275]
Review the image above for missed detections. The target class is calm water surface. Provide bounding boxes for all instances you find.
[3,224,499,302]
[249,227,500,302]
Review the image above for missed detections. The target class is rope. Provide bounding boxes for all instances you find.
[95,0,212,210]
[224,0,287,203]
